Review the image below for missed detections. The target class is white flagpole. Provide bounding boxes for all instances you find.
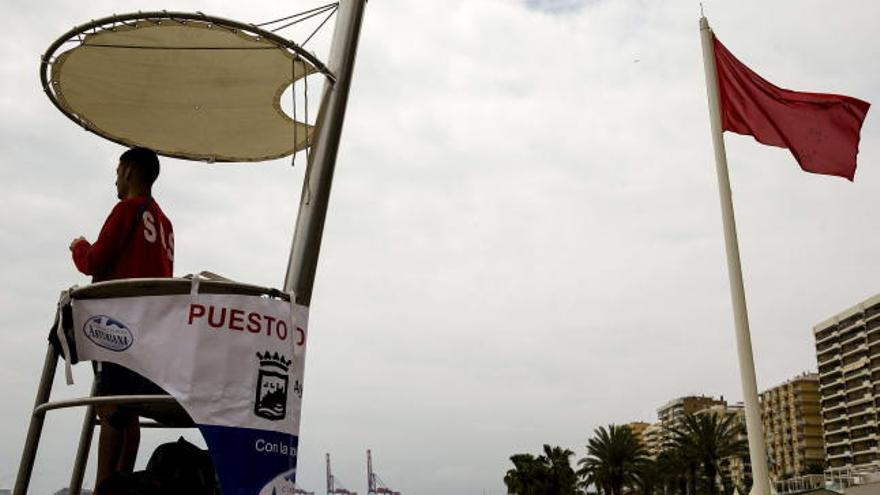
[699,16,771,495]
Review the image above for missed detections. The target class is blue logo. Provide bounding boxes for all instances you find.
[82,315,134,352]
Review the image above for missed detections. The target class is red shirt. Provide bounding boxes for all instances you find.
[72,196,174,282]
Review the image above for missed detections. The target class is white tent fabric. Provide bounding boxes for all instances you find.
[50,19,317,162]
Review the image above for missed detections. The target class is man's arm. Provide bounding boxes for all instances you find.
[70,202,135,277]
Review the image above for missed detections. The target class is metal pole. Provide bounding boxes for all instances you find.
[13,345,60,495]
[367,449,373,494]
[327,453,332,494]
[284,0,368,304]
[699,16,771,495]
[68,381,98,495]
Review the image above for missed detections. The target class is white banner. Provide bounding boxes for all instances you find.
[72,291,309,493]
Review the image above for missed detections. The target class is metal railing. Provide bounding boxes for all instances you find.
[13,347,192,495]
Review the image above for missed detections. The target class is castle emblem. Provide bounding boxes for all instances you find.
[254,351,292,421]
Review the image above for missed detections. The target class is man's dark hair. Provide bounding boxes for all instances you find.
[120,147,160,186]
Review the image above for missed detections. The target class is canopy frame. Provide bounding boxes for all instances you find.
[39,11,336,162]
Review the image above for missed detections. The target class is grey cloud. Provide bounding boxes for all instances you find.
[1,0,879,494]
[525,0,596,14]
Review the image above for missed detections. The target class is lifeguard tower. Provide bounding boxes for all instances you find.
[13,2,367,493]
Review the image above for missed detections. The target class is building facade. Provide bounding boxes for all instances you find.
[760,373,825,480]
[642,422,664,458]
[657,395,727,445]
[649,396,750,488]
[625,421,650,446]
[814,294,880,472]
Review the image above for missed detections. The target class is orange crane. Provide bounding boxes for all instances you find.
[327,453,358,495]
[366,449,400,495]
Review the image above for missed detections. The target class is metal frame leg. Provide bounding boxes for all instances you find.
[69,381,97,495]
[13,345,59,495]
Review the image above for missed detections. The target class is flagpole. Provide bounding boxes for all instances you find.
[699,16,771,495]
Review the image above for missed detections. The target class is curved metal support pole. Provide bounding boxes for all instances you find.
[284,0,367,305]
[68,381,97,495]
[13,346,59,495]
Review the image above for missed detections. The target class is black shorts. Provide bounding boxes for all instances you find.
[93,362,195,427]
[94,362,166,397]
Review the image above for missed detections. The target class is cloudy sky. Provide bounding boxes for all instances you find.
[1,0,878,493]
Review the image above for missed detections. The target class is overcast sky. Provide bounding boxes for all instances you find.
[1,0,878,493]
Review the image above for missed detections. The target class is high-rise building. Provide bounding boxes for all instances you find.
[658,395,728,427]
[814,294,880,472]
[760,372,825,480]
[625,421,650,445]
[657,395,727,445]
[642,422,664,458]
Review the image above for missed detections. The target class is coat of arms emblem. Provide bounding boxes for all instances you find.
[255,351,292,421]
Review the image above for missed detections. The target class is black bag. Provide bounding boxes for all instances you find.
[94,437,219,495]
[95,471,167,495]
[145,436,220,495]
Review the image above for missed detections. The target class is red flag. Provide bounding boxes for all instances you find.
[713,36,870,181]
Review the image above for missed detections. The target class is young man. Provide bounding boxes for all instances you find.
[69,147,174,489]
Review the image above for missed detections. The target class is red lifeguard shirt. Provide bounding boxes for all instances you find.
[72,196,174,282]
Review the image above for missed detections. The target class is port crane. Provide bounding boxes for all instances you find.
[327,453,357,495]
[366,450,400,495]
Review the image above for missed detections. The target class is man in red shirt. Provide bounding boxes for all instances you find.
[69,147,174,490]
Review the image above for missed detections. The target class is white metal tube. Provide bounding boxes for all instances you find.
[68,382,98,495]
[32,394,178,415]
[13,346,59,495]
[283,0,367,304]
[699,16,771,495]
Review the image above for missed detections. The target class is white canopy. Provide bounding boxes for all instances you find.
[49,18,318,162]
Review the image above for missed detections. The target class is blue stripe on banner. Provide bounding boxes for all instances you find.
[199,424,299,495]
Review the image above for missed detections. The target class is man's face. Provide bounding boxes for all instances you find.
[115,161,131,199]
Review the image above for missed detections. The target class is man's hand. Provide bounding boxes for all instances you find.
[70,236,86,251]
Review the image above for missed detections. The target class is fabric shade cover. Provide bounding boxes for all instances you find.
[50,18,318,162]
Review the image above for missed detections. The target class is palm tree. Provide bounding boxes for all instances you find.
[652,448,684,495]
[541,444,578,495]
[669,412,748,495]
[504,453,547,495]
[632,456,662,495]
[504,445,578,495]
[652,445,696,495]
[578,424,646,495]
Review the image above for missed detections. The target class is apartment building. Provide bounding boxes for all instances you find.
[625,421,650,445]
[657,395,727,443]
[760,373,825,480]
[642,422,664,458]
[814,294,880,472]
[647,396,750,487]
